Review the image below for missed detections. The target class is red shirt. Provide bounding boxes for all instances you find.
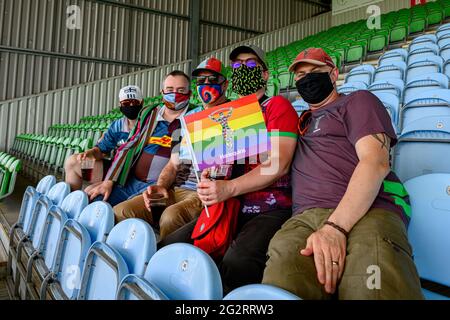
[240,95,298,214]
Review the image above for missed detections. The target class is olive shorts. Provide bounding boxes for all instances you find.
[262,208,424,300]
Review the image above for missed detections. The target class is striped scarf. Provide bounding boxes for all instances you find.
[105,104,160,186]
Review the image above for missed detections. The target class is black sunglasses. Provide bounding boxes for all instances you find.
[195,75,225,85]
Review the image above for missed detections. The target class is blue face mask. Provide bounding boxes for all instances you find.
[197,84,224,104]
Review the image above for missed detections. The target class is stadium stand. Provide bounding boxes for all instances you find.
[2,0,450,301]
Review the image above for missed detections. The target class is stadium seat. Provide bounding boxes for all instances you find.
[401,89,450,130]
[439,42,450,61]
[436,22,450,40]
[292,98,309,116]
[374,61,406,82]
[0,158,21,200]
[408,44,440,65]
[409,34,438,52]
[368,78,404,100]
[77,219,157,300]
[378,49,408,66]
[76,201,115,243]
[403,73,449,105]
[405,174,450,300]
[370,92,400,132]
[145,243,223,300]
[116,274,168,300]
[345,64,375,85]
[406,56,444,83]
[338,82,367,95]
[437,34,450,49]
[223,284,301,300]
[394,116,450,183]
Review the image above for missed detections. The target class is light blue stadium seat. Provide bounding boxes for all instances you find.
[338,82,368,95]
[42,219,92,300]
[15,175,56,236]
[145,243,223,300]
[436,23,450,40]
[370,92,400,132]
[292,98,309,115]
[401,89,450,130]
[406,56,444,83]
[408,44,439,65]
[368,78,404,100]
[345,64,375,85]
[437,35,450,50]
[403,73,449,105]
[78,219,157,300]
[40,201,114,300]
[76,201,115,242]
[394,116,450,182]
[440,43,450,62]
[24,191,89,288]
[378,49,408,67]
[409,34,437,52]
[223,284,301,300]
[116,275,168,300]
[374,61,406,81]
[405,174,450,300]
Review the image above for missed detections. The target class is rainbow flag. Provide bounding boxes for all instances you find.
[182,94,270,171]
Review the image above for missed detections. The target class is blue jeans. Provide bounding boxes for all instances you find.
[93,175,154,207]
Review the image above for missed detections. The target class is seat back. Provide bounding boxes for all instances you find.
[18,176,56,229]
[145,243,223,300]
[406,56,444,82]
[406,174,450,287]
[374,61,406,81]
[106,219,157,276]
[292,98,309,116]
[76,202,115,243]
[370,92,400,131]
[77,242,129,300]
[408,44,439,64]
[401,89,450,130]
[394,116,450,182]
[40,206,68,270]
[368,78,404,100]
[345,64,375,85]
[60,191,89,220]
[224,284,301,300]
[378,49,408,66]
[338,82,367,95]
[409,34,437,52]
[116,274,168,300]
[403,73,449,105]
[52,219,92,299]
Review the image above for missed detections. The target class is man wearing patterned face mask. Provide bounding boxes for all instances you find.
[114,58,232,240]
[86,71,195,211]
[160,46,300,293]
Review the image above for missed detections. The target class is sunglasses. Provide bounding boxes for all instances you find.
[195,75,225,85]
[231,58,259,69]
[120,100,141,107]
[298,110,312,137]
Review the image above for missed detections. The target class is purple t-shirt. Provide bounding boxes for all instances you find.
[292,90,410,224]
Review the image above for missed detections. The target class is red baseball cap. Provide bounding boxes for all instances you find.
[289,48,336,73]
[192,57,226,78]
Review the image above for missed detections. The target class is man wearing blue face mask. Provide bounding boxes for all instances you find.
[86,71,196,211]
[114,58,232,240]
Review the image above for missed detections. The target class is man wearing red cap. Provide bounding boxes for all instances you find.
[263,48,423,299]
[114,58,231,240]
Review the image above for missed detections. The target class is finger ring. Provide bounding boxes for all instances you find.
[332,261,339,266]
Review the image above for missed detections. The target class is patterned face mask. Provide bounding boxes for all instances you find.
[162,92,190,111]
[197,84,224,104]
[231,65,267,96]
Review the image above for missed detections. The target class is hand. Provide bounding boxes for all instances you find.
[84,182,102,194]
[143,185,169,212]
[77,149,95,162]
[86,180,114,202]
[197,170,235,206]
[300,225,347,294]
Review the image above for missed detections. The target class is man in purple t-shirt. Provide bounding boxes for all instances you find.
[263,48,423,300]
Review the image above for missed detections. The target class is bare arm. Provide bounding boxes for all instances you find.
[327,133,392,232]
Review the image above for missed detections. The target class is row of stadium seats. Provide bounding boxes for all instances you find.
[7,175,301,300]
[0,152,21,201]
[9,136,92,181]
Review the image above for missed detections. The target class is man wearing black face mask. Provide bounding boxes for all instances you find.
[65,85,142,191]
[263,48,423,300]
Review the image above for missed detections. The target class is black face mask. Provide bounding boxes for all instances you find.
[295,72,334,105]
[120,105,143,120]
